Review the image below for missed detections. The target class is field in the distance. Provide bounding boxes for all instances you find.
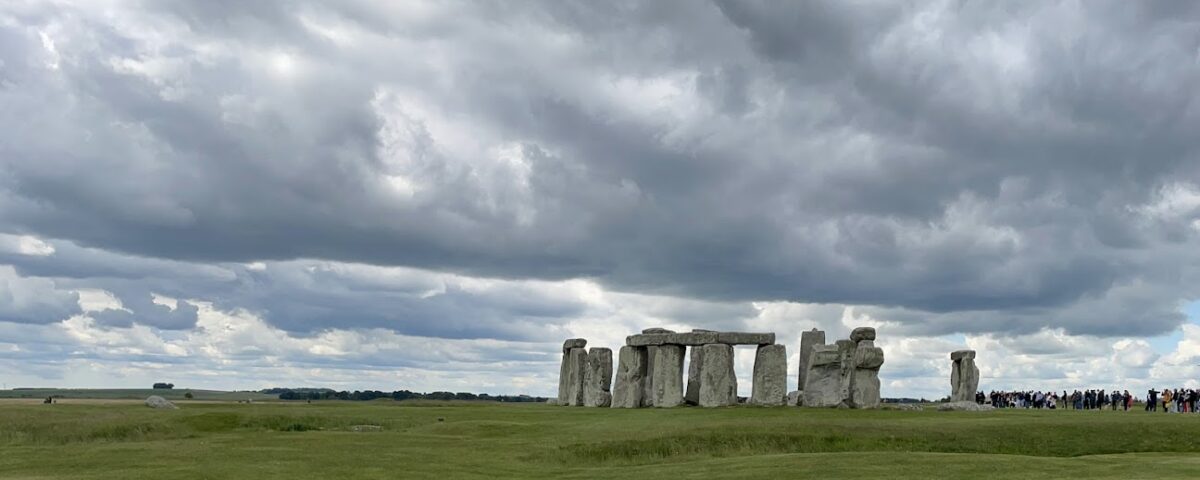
[0,388,277,402]
[3,400,1199,479]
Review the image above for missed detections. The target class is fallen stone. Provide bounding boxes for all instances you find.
[786,390,803,406]
[684,346,704,405]
[751,344,787,406]
[651,344,685,407]
[698,344,737,407]
[144,395,177,410]
[350,425,383,432]
[849,327,876,343]
[890,403,923,411]
[611,346,647,408]
[797,328,825,394]
[937,401,994,412]
[562,338,587,353]
[583,347,613,407]
[717,332,775,345]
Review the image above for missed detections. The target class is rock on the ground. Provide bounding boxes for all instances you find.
[698,344,737,407]
[786,390,803,406]
[145,395,178,409]
[611,345,647,408]
[750,344,787,406]
[936,401,995,412]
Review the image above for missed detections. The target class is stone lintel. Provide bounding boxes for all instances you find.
[950,349,976,361]
[626,331,775,346]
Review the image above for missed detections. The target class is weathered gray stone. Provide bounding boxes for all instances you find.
[698,344,736,407]
[144,395,177,409]
[641,346,658,407]
[891,403,923,411]
[651,344,685,407]
[684,346,704,405]
[751,344,787,406]
[937,401,994,412]
[627,331,719,347]
[848,344,883,409]
[562,338,587,353]
[797,328,825,393]
[611,346,647,408]
[641,328,676,334]
[564,347,588,406]
[558,338,588,405]
[786,390,803,406]
[583,348,613,407]
[557,350,571,404]
[717,332,775,345]
[950,351,979,402]
[850,327,876,343]
[803,345,844,407]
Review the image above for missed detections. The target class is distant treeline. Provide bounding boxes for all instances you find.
[263,388,547,403]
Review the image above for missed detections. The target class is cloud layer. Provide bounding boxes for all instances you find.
[1,0,1199,396]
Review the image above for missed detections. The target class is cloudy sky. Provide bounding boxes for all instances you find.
[2,0,1200,399]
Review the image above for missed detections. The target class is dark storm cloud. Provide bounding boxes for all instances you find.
[0,0,1198,338]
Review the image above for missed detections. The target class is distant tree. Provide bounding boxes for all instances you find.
[152,382,175,389]
[184,391,194,399]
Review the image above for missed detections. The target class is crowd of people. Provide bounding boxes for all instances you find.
[1144,388,1200,413]
[980,388,1200,412]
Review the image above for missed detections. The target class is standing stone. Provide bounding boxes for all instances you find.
[651,344,685,407]
[751,344,787,406]
[611,346,648,408]
[684,346,704,405]
[583,348,613,407]
[803,345,844,407]
[797,329,825,392]
[563,347,588,406]
[848,340,884,409]
[557,338,587,405]
[835,339,857,406]
[639,329,674,407]
[950,350,979,402]
[698,344,737,407]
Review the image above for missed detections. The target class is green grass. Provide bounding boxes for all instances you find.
[0,388,277,401]
[2,401,1199,479]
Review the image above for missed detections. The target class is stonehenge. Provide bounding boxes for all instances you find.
[950,349,979,402]
[556,326,884,409]
[611,346,647,408]
[698,344,736,407]
[801,327,885,409]
[797,328,825,393]
[751,344,787,406]
[583,348,613,407]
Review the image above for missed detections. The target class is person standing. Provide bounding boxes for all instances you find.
[1147,389,1159,412]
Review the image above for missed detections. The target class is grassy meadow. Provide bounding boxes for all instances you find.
[2,399,1200,479]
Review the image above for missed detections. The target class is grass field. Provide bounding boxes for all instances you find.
[2,400,1199,479]
[0,388,277,402]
